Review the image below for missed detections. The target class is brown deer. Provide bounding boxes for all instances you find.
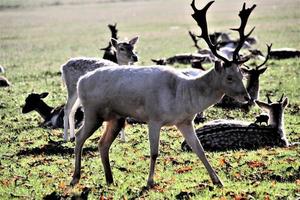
[182,94,290,151]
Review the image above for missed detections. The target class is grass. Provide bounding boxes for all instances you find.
[0,0,299,199]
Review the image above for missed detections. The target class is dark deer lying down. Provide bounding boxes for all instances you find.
[151,53,213,66]
[216,44,272,111]
[22,92,83,129]
[182,95,290,152]
[0,76,10,87]
[269,48,300,59]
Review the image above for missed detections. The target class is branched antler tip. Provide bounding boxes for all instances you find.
[190,0,198,11]
[266,94,272,104]
[191,0,214,13]
[279,94,284,102]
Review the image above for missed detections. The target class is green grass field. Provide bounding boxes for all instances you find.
[0,0,299,199]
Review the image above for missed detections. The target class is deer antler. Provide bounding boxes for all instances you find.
[188,31,200,50]
[255,43,272,69]
[191,0,230,64]
[278,94,284,102]
[266,94,272,104]
[243,43,272,69]
[231,3,256,63]
[108,23,118,40]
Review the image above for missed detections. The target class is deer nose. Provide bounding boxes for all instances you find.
[132,55,138,62]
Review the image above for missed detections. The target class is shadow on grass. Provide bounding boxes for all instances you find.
[17,140,98,156]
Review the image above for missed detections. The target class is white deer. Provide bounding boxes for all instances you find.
[61,36,139,141]
[69,1,256,187]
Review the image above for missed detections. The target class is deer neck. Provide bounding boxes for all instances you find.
[246,75,259,100]
[183,68,224,114]
[35,101,53,120]
[116,55,129,65]
[269,110,284,130]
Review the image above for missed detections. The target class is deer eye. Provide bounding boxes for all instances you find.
[119,47,125,51]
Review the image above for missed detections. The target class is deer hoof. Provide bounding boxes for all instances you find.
[213,179,224,187]
[70,137,75,143]
[70,177,80,187]
[146,180,157,189]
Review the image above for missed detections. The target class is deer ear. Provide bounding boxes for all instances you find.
[258,67,267,74]
[282,97,289,108]
[39,92,49,98]
[214,61,222,73]
[129,36,139,46]
[254,100,270,111]
[110,38,118,48]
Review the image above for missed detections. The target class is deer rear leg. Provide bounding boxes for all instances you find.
[63,95,77,141]
[98,118,125,185]
[176,121,223,187]
[70,109,103,186]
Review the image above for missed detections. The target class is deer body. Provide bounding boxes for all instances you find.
[61,36,139,141]
[70,63,250,187]
[70,0,257,188]
[182,95,289,151]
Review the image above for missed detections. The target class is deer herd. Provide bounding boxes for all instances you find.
[3,0,296,188]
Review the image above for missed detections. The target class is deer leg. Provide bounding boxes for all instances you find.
[176,121,223,187]
[63,95,77,141]
[70,109,103,186]
[98,118,125,185]
[147,121,162,188]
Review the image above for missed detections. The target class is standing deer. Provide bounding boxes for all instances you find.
[182,94,290,151]
[69,0,257,188]
[216,44,272,111]
[61,36,139,141]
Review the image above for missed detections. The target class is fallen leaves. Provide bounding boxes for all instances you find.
[175,166,193,174]
[247,160,266,168]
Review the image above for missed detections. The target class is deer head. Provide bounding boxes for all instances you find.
[255,94,288,129]
[241,44,272,100]
[242,44,272,77]
[111,36,139,65]
[191,0,256,103]
[22,92,49,113]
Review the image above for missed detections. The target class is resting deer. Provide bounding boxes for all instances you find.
[151,53,213,67]
[269,48,300,59]
[69,0,257,188]
[61,36,139,141]
[0,76,10,87]
[216,44,272,111]
[181,95,290,151]
[22,92,83,129]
